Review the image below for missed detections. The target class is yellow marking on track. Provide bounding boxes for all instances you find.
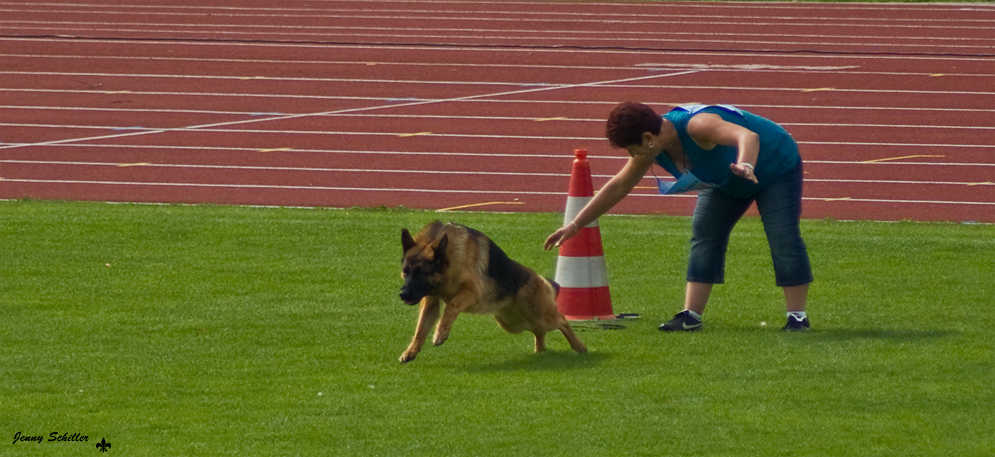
[436,201,524,212]
[258,147,292,153]
[862,155,945,163]
[366,62,377,66]
[240,76,267,80]
[801,87,835,92]
[103,90,131,94]
[930,73,945,77]
[117,162,150,167]
[398,132,432,137]
[534,117,568,122]
[967,182,994,186]
[823,197,852,202]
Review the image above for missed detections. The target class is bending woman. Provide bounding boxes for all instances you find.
[544,102,813,331]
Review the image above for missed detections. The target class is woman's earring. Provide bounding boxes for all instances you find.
[648,142,654,148]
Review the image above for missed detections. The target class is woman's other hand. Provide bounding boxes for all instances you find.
[730,162,759,184]
[544,222,580,250]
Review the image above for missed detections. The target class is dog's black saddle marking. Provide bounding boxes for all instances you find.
[459,225,529,301]
[486,240,530,300]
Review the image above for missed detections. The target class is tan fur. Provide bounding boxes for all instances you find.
[399,221,587,363]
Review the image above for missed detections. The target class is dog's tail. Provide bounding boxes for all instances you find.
[546,277,561,298]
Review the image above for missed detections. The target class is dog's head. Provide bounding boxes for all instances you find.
[399,228,449,305]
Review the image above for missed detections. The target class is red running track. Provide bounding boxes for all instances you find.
[1,1,994,222]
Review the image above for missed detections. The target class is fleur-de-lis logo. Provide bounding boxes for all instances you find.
[96,438,111,452]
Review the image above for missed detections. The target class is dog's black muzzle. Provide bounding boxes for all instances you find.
[399,289,422,306]
[399,281,429,306]
[400,271,434,305]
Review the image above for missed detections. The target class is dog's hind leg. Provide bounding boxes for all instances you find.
[400,297,441,363]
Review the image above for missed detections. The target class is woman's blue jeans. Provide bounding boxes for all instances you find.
[687,162,813,287]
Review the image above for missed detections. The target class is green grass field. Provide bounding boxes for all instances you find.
[1,200,993,456]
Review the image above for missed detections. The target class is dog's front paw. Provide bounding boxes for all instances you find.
[432,334,448,346]
[399,351,417,363]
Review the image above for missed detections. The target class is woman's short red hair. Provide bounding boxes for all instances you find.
[605,102,662,149]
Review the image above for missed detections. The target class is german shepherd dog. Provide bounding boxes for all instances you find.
[399,221,587,363]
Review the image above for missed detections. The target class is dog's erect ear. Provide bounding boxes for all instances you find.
[434,234,449,262]
[401,228,417,253]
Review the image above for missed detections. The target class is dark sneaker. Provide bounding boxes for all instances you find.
[658,310,703,332]
[782,314,811,331]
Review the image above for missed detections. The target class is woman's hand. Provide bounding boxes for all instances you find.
[544,153,653,252]
[730,162,759,184]
[544,222,580,250]
[687,113,760,185]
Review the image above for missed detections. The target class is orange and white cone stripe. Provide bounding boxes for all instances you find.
[555,149,615,321]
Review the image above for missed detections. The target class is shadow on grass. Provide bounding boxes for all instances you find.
[802,328,959,342]
[720,324,959,342]
[469,350,611,373]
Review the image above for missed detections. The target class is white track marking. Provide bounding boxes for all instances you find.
[3,94,993,114]
[2,178,992,207]
[2,123,992,149]
[3,53,993,79]
[4,71,993,97]
[3,1,990,14]
[0,70,701,150]
[2,145,994,167]
[2,37,991,64]
[2,112,992,132]
[4,21,993,45]
[1,5,992,30]
[4,23,993,52]
[3,159,993,186]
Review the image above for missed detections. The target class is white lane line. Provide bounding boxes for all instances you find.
[1,6,991,29]
[4,71,993,97]
[1,1,987,15]
[3,144,995,165]
[3,23,993,45]
[0,159,567,178]
[3,112,993,132]
[0,69,702,150]
[2,178,993,207]
[3,159,993,186]
[2,123,992,149]
[2,37,991,64]
[4,53,993,79]
[5,24,993,52]
[4,95,993,115]
[1,143,995,168]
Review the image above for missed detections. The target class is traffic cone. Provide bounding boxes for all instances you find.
[554,148,615,320]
